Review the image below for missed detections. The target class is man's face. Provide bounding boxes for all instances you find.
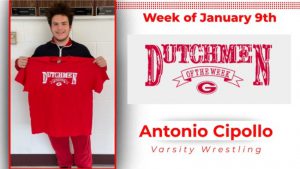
[51,15,71,42]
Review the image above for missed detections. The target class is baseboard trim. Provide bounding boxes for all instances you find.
[11,154,114,166]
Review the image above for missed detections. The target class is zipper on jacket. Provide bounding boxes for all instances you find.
[57,45,64,57]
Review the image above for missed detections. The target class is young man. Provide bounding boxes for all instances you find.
[15,2,108,169]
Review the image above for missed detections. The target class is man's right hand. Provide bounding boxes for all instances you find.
[17,56,29,68]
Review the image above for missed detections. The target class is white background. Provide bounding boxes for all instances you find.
[0,1,8,169]
[127,35,290,104]
[117,1,300,169]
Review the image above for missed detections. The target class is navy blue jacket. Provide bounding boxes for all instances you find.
[15,39,94,70]
[32,39,93,58]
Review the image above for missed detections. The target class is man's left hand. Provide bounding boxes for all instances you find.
[93,56,107,67]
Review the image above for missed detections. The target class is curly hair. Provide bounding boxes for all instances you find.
[46,2,74,26]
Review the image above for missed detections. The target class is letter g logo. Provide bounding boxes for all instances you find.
[197,81,217,94]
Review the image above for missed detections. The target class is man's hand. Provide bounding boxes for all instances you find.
[17,56,29,68]
[93,56,107,67]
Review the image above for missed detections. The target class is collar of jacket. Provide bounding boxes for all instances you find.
[50,37,73,47]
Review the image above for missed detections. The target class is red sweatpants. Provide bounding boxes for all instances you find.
[48,135,92,168]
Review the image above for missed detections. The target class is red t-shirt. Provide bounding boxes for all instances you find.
[15,57,109,137]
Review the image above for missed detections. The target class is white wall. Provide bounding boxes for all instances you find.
[1,1,8,168]
[11,16,114,154]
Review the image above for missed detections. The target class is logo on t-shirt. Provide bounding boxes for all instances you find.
[42,72,78,86]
